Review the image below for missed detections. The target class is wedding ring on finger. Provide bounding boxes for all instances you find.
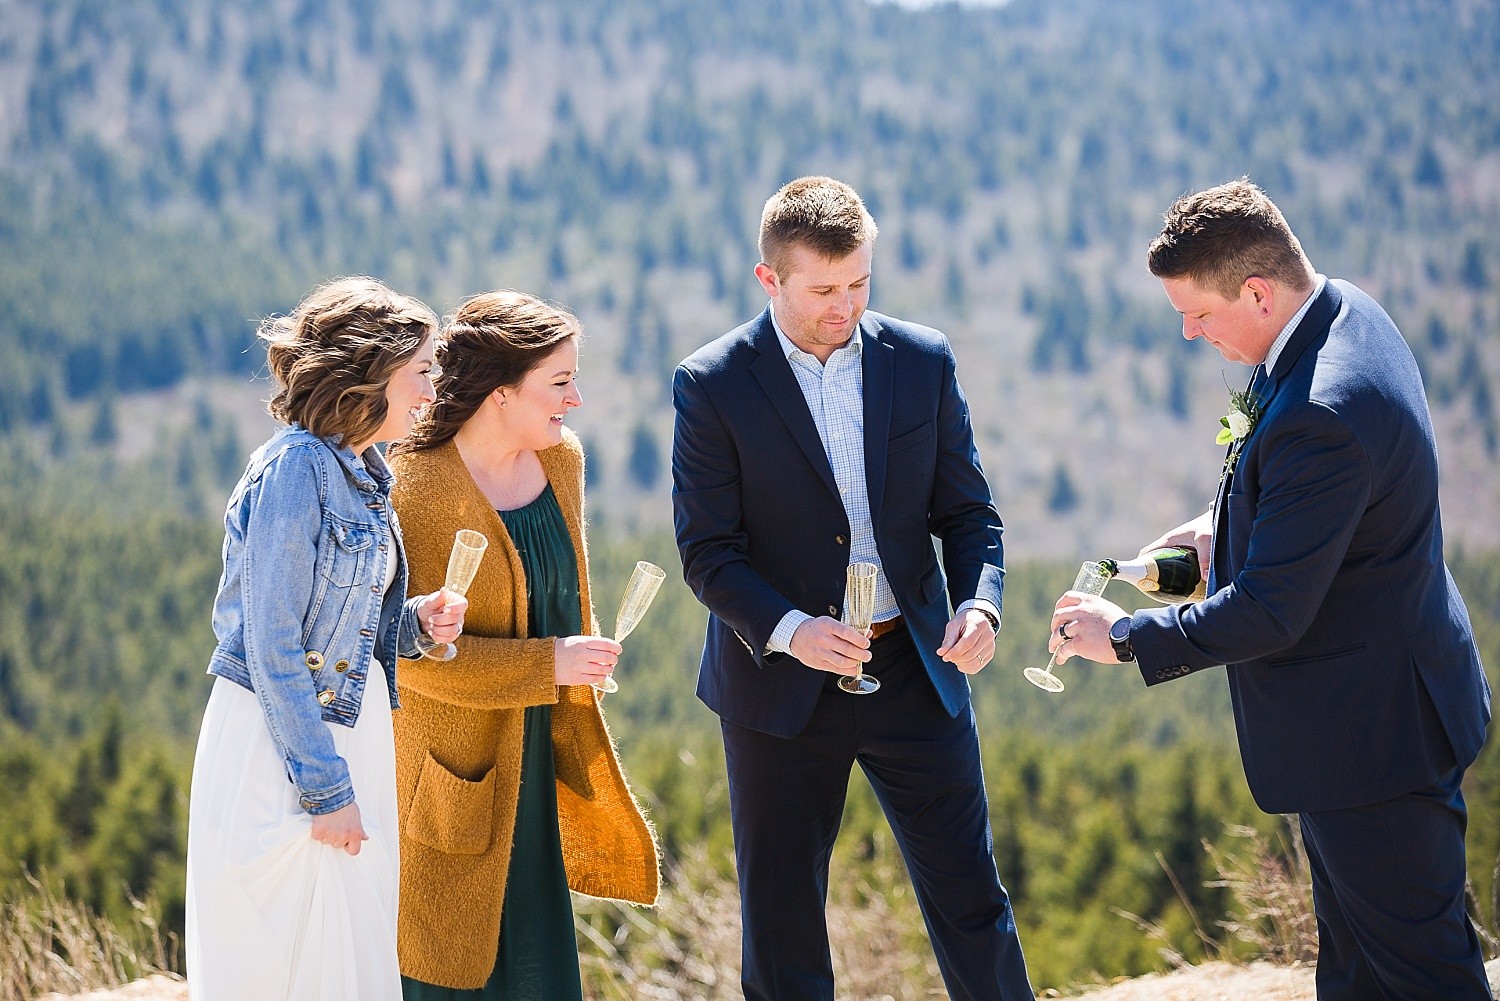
[1057,621,1071,641]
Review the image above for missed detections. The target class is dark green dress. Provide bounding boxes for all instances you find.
[402,484,584,1001]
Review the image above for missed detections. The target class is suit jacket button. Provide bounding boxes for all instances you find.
[828,605,839,616]
[1156,670,1167,679]
[835,535,846,545]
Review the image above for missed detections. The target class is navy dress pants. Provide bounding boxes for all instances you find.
[720,626,1033,1001]
[1300,765,1490,1000]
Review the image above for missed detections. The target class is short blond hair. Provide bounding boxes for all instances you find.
[261,277,438,445]
[758,176,878,279]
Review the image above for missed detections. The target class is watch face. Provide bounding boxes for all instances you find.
[1109,616,1134,661]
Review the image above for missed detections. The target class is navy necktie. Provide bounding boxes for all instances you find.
[1249,363,1269,398]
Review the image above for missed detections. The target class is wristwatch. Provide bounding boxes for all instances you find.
[1109,615,1135,662]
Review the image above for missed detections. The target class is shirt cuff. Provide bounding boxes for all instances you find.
[766,609,813,655]
[957,598,1000,629]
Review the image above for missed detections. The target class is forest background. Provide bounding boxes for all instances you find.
[1,0,1499,995]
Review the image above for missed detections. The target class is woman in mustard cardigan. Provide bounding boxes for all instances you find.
[387,291,658,998]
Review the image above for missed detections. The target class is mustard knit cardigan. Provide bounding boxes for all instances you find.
[388,432,659,989]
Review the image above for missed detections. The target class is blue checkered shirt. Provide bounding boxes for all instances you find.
[765,310,992,654]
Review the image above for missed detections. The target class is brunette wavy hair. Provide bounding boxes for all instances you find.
[392,290,580,455]
[260,277,438,445]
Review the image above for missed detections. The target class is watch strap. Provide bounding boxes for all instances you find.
[1110,616,1135,662]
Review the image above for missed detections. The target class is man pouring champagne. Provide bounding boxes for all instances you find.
[1050,179,1491,1001]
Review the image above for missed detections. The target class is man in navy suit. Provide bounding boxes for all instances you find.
[1054,179,1492,1000]
[672,176,1033,1000]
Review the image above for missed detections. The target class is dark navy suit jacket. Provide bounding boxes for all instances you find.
[672,307,1004,738]
[1132,280,1490,814]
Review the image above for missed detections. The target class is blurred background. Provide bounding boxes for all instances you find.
[0,0,1497,996]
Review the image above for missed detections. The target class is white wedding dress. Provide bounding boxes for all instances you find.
[186,544,401,1001]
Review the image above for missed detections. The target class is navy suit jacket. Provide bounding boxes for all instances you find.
[671,307,1004,738]
[1132,280,1491,814]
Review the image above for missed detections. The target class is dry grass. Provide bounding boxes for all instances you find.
[30,828,1500,1001]
[0,874,175,1001]
[1105,821,1316,980]
[1204,823,1318,966]
[576,848,949,1000]
[573,823,1325,1000]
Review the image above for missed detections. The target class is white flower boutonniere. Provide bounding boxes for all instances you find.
[1217,385,1262,479]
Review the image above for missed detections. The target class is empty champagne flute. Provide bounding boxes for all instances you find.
[838,562,880,695]
[420,529,488,661]
[596,561,667,694]
[1023,560,1111,693]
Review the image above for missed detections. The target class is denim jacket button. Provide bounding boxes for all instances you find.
[300,798,315,810]
[317,689,336,706]
[334,659,349,673]
[305,651,324,669]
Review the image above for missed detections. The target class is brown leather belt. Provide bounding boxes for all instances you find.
[869,615,904,640]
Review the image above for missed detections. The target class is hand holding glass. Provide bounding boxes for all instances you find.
[1024,560,1110,693]
[838,562,880,695]
[421,529,488,662]
[595,561,667,694]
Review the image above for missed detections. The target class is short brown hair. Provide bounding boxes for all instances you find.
[758,176,878,279]
[1147,179,1314,299]
[261,277,437,445]
[393,290,581,454]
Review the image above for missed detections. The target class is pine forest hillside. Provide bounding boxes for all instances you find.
[0,0,1497,551]
[2,0,1500,994]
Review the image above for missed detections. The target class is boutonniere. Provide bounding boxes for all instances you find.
[1217,383,1262,479]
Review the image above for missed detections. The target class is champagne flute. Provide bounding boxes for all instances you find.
[838,562,880,695]
[595,561,667,694]
[421,529,488,662]
[1023,560,1110,693]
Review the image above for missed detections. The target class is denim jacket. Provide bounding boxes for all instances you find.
[207,424,424,814]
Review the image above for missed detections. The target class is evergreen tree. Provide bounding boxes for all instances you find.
[627,422,661,490]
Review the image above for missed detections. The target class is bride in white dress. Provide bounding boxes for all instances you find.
[185,278,466,1001]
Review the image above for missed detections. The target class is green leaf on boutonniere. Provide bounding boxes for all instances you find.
[1216,377,1264,485]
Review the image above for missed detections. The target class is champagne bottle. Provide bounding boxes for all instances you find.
[1098,547,1207,604]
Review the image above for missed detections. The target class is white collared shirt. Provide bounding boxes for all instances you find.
[1263,275,1327,377]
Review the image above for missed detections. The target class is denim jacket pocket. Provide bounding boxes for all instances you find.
[405,752,497,856]
[304,521,381,665]
[320,517,378,588]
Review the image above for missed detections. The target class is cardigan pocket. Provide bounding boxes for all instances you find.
[406,752,496,856]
